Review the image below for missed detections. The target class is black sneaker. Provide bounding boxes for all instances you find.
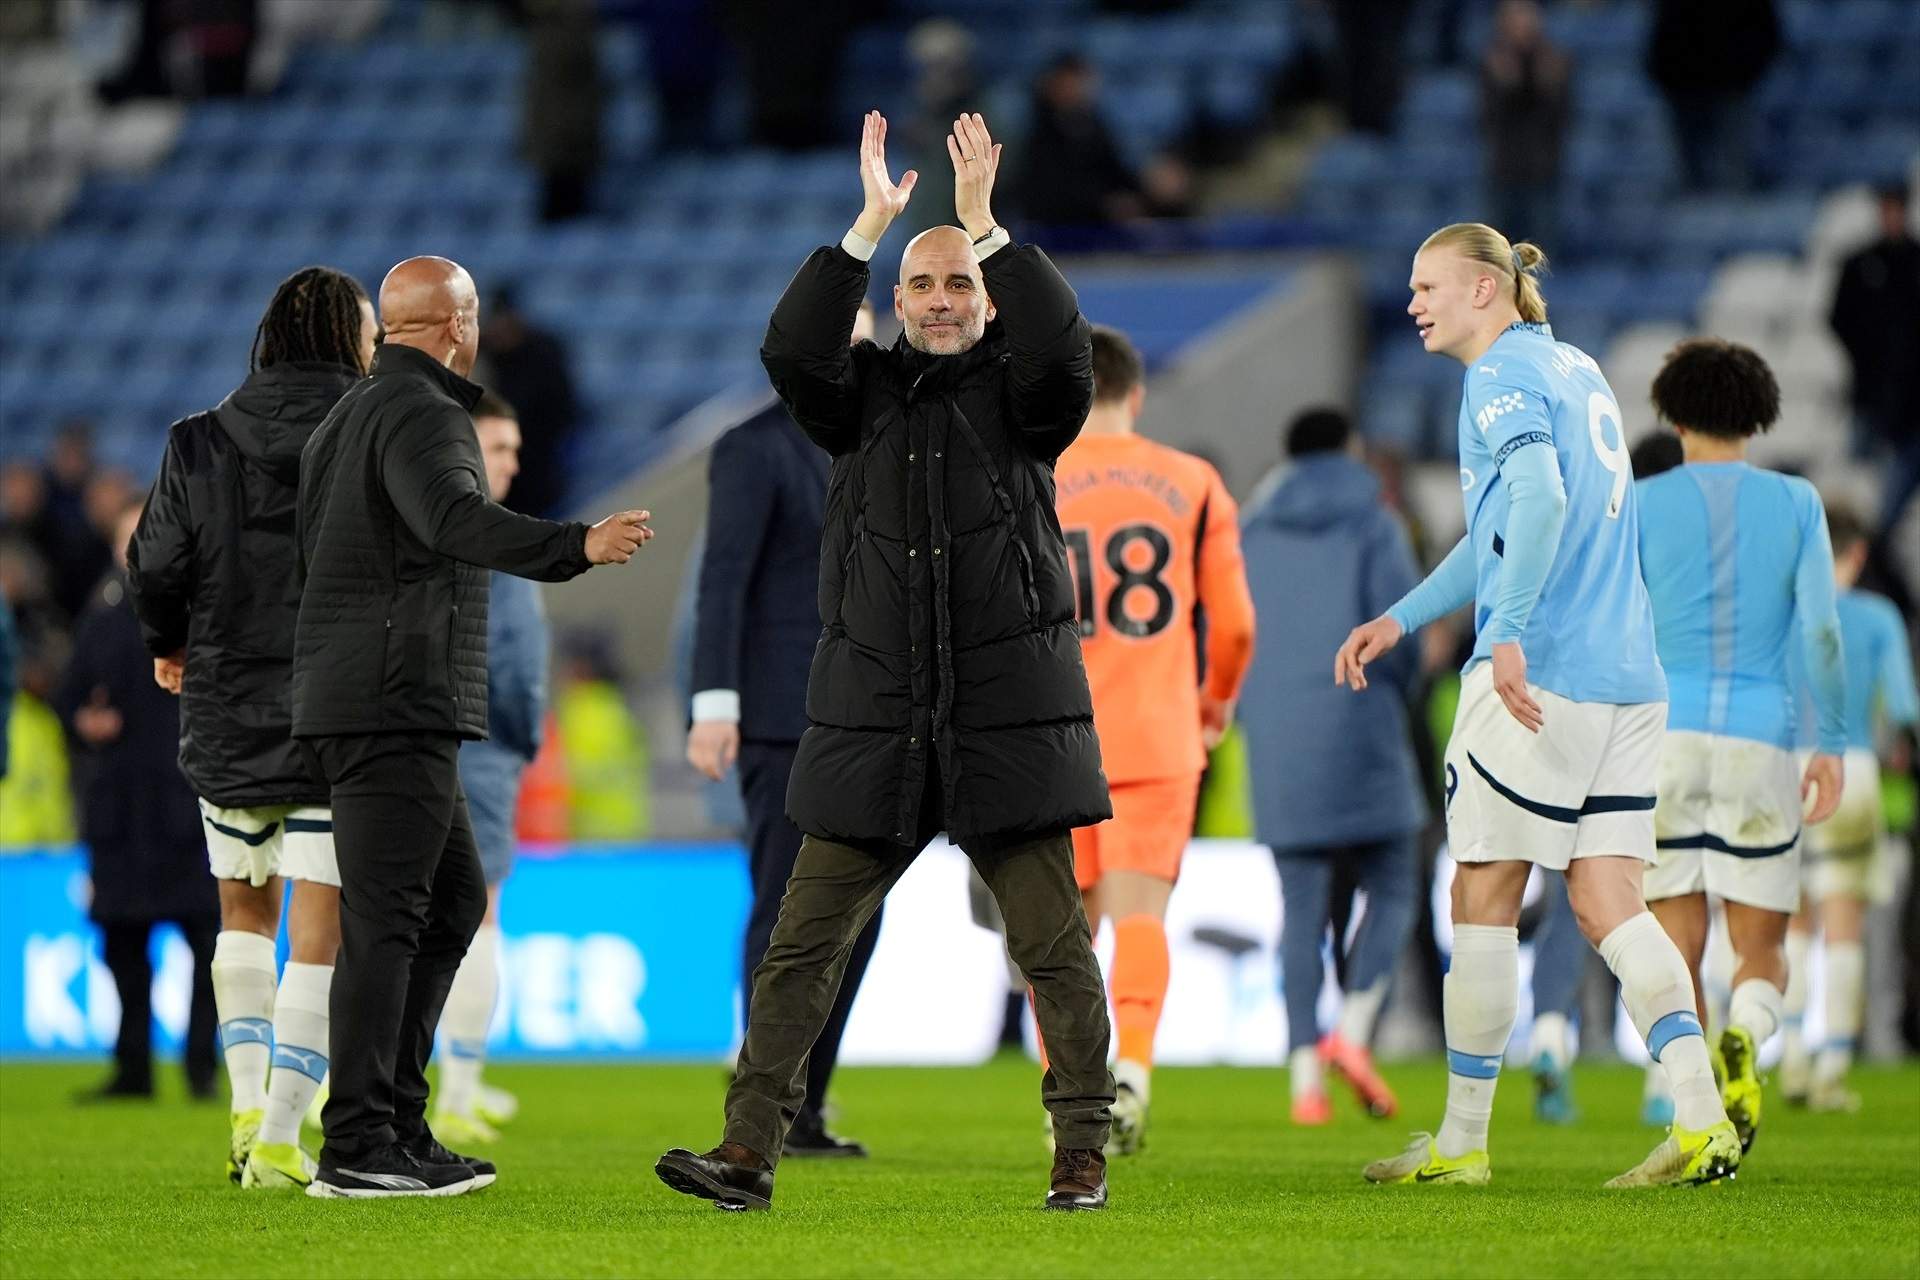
[784,1110,868,1159]
[307,1143,478,1199]
[406,1130,496,1188]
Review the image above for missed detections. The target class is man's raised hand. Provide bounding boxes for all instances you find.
[585,509,653,565]
[852,111,917,245]
[947,112,1002,241]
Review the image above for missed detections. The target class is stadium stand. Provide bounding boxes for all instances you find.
[0,0,1300,500]
[1308,0,1920,462]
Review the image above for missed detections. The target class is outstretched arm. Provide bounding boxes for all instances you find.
[381,404,599,580]
[1337,535,1474,693]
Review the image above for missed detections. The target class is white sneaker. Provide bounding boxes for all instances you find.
[1106,1083,1148,1156]
[1807,1078,1861,1114]
[474,1083,519,1128]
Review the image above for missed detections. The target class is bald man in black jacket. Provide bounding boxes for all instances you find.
[294,256,651,1199]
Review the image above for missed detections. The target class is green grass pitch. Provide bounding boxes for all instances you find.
[2,1056,1916,1279]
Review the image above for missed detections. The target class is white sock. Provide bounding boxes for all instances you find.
[1114,1057,1150,1105]
[1289,1046,1323,1099]
[1598,911,1722,1132]
[1337,977,1390,1047]
[1818,941,1864,1083]
[261,962,331,1146]
[211,931,277,1115]
[435,923,500,1118]
[1528,1010,1572,1072]
[1703,913,1736,1034]
[1782,930,1810,1068]
[1643,1060,1673,1104]
[1727,976,1783,1048]
[1436,924,1518,1159]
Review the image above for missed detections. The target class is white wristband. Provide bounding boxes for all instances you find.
[690,689,741,723]
[840,228,879,262]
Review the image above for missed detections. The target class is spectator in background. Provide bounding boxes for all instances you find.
[554,633,650,839]
[1333,0,1415,136]
[1830,183,1920,547]
[0,538,76,848]
[29,423,112,623]
[720,0,856,149]
[1479,0,1570,252]
[635,0,726,151]
[99,0,258,102]
[686,303,883,1158]
[518,0,604,223]
[1013,54,1142,228]
[1646,0,1781,193]
[54,498,219,1100]
[477,289,581,518]
[900,19,978,242]
[1237,408,1426,1126]
[0,586,11,782]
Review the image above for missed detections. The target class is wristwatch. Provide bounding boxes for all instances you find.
[971,225,1004,245]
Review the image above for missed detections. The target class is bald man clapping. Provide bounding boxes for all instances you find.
[292,256,648,1199]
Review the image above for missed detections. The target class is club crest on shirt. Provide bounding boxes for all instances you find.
[1459,467,1476,491]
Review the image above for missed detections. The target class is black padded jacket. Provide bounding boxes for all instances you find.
[291,343,591,740]
[761,240,1111,845]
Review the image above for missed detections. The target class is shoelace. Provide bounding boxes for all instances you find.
[1057,1149,1098,1179]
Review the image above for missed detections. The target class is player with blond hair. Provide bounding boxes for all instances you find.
[1338,223,1739,1188]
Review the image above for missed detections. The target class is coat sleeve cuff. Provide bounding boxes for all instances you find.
[691,689,741,723]
[840,228,879,262]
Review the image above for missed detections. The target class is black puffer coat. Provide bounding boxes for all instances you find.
[292,343,592,740]
[128,362,360,807]
[762,240,1111,844]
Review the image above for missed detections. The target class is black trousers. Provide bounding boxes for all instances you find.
[738,740,881,1124]
[306,732,486,1161]
[99,917,218,1091]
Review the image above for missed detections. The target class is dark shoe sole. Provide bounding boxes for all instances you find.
[1044,1192,1107,1211]
[655,1153,771,1212]
[782,1142,868,1160]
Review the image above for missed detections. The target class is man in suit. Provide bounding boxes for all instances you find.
[687,301,879,1158]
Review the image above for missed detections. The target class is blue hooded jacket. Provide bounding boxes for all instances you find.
[1239,453,1428,850]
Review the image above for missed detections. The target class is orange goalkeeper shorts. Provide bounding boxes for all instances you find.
[1072,773,1202,893]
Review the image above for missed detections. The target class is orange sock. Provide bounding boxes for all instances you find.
[1111,914,1170,1069]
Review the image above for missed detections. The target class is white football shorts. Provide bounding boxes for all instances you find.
[1443,662,1664,871]
[1803,748,1895,905]
[1646,730,1802,913]
[200,801,339,888]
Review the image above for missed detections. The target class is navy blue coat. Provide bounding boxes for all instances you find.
[690,402,829,744]
[1239,454,1428,851]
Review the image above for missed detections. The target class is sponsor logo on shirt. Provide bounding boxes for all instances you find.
[1474,392,1525,433]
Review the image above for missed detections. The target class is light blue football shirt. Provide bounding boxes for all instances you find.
[1455,322,1666,704]
[1636,461,1846,753]
[1793,588,1919,751]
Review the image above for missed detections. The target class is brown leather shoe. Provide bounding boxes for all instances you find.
[1045,1146,1107,1211]
[655,1141,774,1211]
